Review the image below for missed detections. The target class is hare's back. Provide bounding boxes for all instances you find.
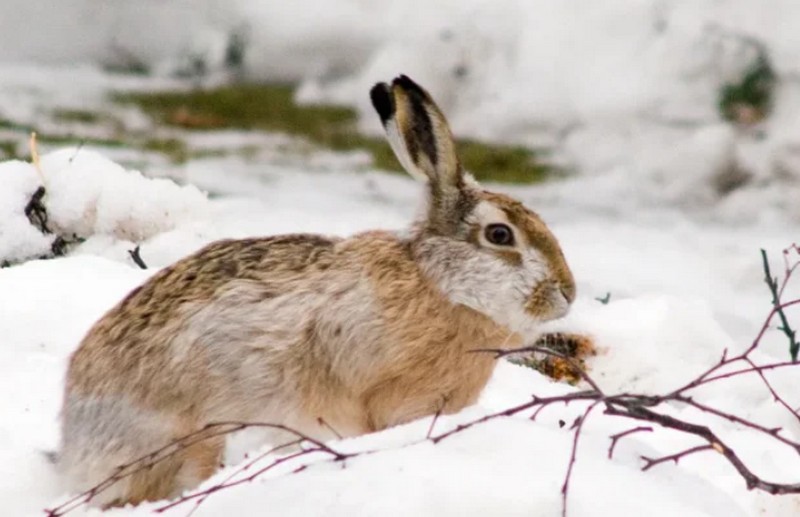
[66,235,345,395]
[100,234,342,334]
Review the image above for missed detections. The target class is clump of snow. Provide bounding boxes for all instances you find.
[40,149,208,242]
[546,296,735,394]
[0,149,208,265]
[0,160,54,264]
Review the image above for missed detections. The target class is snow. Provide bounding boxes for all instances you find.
[0,250,763,517]
[1,147,798,517]
[1,1,800,516]
[0,160,53,263]
[0,149,207,265]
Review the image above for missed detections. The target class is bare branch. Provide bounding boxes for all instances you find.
[430,392,599,444]
[317,417,343,440]
[761,248,799,361]
[561,401,601,517]
[604,403,800,494]
[675,396,800,452]
[608,426,653,460]
[641,445,714,471]
[472,345,603,394]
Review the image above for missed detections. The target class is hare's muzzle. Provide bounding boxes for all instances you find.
[525,280,573,321]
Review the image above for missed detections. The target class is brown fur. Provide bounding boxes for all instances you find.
[58,76,574,507]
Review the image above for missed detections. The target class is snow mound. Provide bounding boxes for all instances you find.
[0,160,54,265]
[0,149,208,265]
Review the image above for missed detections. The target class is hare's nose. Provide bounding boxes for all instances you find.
[560,282,576,304]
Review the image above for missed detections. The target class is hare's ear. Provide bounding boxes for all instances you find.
[370,75,464,197]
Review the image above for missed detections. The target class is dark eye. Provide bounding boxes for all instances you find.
[484,223,515,246]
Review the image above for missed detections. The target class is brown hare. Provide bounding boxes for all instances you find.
[58,75,575,507]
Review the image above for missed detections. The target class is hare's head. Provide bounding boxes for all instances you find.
[371,75,575,338]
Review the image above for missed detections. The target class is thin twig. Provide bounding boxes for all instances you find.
[604,403,800,494]
[608,426,653,460]
[184,439,302,517]
[742,355,800,424]
[426,408,443,440]
[641,445,714,471]
[675,396,799,451]
[561,401,601,517]
[317,417,343,440]
[472,345,603,394]
[430,392,599,445]
[762,249,799,361]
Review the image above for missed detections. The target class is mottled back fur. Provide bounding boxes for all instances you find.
[59,75,575,507]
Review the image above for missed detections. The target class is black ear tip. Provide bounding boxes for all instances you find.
[393,74,423,93]
[370,82,394,124]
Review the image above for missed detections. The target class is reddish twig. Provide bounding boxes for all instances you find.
[741,355,800,424]
[641,445,714,471]
[182,439,303,517]
[604,402,800,494]
[155,447,337,513]
[46,421,352,516]
[46,423,252,516]
[317,417,343,440]
[473,345,603,393]
[675,396,800,451]
[430,392,599,444]
[687,358,800,390]
[778,244,800,299]
[608,426,653,459]
[561,401,602,517]
[426,408,443,440]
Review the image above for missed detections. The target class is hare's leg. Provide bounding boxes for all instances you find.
[117,430,223,505]
[60,394,206,507]
[173,434,225,494]
[362,379,441,432]
[122,452,184,505]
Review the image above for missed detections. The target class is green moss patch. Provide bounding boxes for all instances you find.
[51,109,105,125]
[115,84,549,183]
[719,52,776,125]
[0,139,19,160]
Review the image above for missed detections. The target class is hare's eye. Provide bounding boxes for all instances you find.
[485,223,515,246]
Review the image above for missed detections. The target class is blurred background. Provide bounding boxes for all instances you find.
[0,0,798,337]
[1,0,799,220]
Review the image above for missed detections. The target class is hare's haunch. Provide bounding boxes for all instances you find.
[58,75,575,507]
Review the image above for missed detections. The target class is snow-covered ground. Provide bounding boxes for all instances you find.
[1,1,800,516]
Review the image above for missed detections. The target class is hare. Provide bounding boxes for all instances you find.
[58,75,575,507]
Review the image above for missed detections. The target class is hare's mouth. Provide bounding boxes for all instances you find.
[524,282,570,321]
